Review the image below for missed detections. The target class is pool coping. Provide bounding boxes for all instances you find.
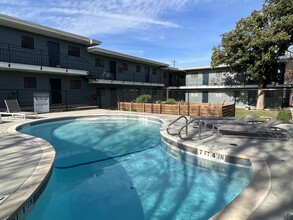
[1,113,272,220]
[0,127,55,220]
[160,122,271,219]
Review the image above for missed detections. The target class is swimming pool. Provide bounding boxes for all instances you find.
[20,116,252,220]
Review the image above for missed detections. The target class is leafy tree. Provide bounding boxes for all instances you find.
[211,0,293,109]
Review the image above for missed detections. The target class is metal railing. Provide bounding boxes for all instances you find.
[0,42,98,73]
[167,116,188,135]
[0,88,98,110]
[114,71,163,84]
[178,118,203,140]
[0,42,166,85]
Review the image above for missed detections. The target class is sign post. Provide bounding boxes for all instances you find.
[34,93,50,113]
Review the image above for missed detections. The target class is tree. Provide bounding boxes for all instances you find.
[211,0,293,109]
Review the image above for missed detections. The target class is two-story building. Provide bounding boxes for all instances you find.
[0,13,185,110]
[1,13,291,110]
[168,64,292,108]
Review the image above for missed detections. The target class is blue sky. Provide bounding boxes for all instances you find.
[0,0,264,68]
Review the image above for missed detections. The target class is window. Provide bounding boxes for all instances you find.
[24,77,37,89]
[21,36,34,49]
[152,68,158,75]
[69,79,81,89]
[136,65,141,73]
[163,73,167,78]
[191,93,199,97]
[122,63,128,71]
[191,74,198,78]
[216,72,222,78]
[95,58,105,68]
[68,46,80,57]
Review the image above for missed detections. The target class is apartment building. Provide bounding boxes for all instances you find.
[0,13,291,110]
[168,64,292,108]
[0,13,185,110]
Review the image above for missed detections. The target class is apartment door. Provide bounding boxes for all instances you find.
[48,41,60,67]
[110,88,117,109]
[50,78,62,104]
[202,91,208,103]
[203,73,209,85]
[145,67,150,82]
[169,73,173,86]
[248,90,257,106]
[109,61,116,80]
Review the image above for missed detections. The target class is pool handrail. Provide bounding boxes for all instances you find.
[167,115,189,135]
[178,118,204,140]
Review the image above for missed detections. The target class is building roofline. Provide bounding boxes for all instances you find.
[181,64,228,71]
[88,47,169,67]
[162,66,185,72]
[0,13,101,47]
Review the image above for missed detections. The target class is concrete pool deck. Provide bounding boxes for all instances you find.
[0,109,292,220]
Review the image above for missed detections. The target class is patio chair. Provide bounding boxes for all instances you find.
[214,119,288,140]
[189,116,236,128]
[0,100,38,120]
[204,114,259,129]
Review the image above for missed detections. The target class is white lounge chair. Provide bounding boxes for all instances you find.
[214,119,288,140]
[0,100,38,120]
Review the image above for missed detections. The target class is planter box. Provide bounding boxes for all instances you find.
[118,102,235,117]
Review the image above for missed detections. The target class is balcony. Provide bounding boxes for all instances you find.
[0,42,165,86]
[0,43,92,76]
[89,70,164,87]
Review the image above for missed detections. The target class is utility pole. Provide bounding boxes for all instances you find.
[172,60,177,67]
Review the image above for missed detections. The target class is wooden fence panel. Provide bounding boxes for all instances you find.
[161,104,178,115]
[118,102,235,117]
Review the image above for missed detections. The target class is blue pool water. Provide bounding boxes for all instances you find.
[20,117,252,220]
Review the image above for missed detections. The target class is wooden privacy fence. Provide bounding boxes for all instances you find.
[118,102,235,117]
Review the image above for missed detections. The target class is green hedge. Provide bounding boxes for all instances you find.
[277,108,292,123]
[134,94,152,103]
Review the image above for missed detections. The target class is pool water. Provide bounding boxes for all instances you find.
[20,117,252,220]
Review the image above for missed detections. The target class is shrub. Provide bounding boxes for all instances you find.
[277,108,292,123]
[163,98,177,104]
[134,94,152,103]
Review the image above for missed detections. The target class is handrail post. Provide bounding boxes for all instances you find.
[65,90,68,111]
[8,44,11,64]
[40,49,43,67]
[198,120,201,140]
[185,118,188,135]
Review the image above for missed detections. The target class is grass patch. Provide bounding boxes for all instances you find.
[235,108,280,121]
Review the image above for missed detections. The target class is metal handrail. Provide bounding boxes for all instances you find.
[178,118,203,140]
[167,115,188,135]
[0,42,101,75]
[0,42,164,84]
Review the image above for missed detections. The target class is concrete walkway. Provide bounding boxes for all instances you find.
[0,109,293,220]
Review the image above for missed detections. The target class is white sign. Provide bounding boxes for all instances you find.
[34,93,50,113]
